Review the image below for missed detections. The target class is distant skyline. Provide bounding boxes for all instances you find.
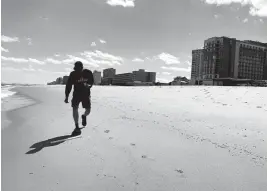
[1,0,267,84]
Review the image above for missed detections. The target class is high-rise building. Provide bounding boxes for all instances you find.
[133,69,147,82]
[93,70,101,85]
[103,68,116,78]
[112,73,134,85]
[193,37,267,83]
[102,68,116,85]
[191,49,204,84]
[234,41,267,80]
[132,69,156,83]
[203,37,237,79]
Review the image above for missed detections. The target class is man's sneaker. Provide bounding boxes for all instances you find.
[71,128,81,136]
[82,115,87,127]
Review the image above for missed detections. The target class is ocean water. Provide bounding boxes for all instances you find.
[1,85,35,112]
[1,85,16,100]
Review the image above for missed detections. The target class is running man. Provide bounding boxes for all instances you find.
[64,61,94,136]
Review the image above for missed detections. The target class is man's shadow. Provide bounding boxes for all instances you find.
[26,135,72,154]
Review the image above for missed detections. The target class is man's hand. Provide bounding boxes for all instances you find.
[64,97,69,103]
[84,83,93,88]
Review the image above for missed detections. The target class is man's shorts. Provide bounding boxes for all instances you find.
[71,94,91,109]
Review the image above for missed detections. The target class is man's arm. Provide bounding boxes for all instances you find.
[90,72,94,87]
[86,70,94,88]
[65,72,73,101]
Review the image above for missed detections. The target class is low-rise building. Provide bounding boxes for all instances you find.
[56,77,63,84]
[112,73,134,85]
[112,69,156,85]
[62,76,69,84]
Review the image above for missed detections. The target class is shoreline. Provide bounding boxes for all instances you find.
[1,87,40,130]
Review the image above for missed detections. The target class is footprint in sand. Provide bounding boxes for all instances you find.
[141,155,155,161]
[104,130,110,133]
[175,169,184,174]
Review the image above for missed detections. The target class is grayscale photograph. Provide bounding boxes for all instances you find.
[1,0,267,190]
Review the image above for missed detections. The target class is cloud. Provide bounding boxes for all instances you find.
[99,39,107,44]
[1,56,28,63]
[230,6,240,11]
[39,16,49,20]
[161,66,191,72]
[249,1,267,17]
[214,14,220,19]
[185,60,191,66]
[90,57,122,66]
[82,50,123,62]
[1,35,19,43]
[1,56,46,65]
[106,0,135,7]
[243,18,249,23]
[65,68,72,72]
[37,69,48,73]
[157,52,180,65]
[22,66,53,73]
[25,37,33,45]
[29,58,45,65]
[91,42,96,47]
[259,18,264,23]
[53,71,69,76]
[81,50,124,66]
[202,0,267,17]
[1,47,9,52]
[132,58,145,62]
[54,53,60,57]
[2,66,21,71]
[22,65,35,72]
[145,57,154,61]
[63,55,100,67]
[46,58,61,64]
[162,72,171,75]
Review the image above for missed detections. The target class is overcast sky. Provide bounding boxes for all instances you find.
[1,0,267,84]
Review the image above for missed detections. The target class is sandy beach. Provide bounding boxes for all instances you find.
[2,85,267,191]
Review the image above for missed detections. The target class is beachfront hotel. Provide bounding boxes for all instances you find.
[191,49,204,84]
[191,37,267,85]
[112,69,156,86]
[101,68,116,85]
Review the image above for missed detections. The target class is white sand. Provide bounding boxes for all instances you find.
[2,86,267,191]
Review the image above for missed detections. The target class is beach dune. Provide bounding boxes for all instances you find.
[2,86,267,191]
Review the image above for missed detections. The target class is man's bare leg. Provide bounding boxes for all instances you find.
[82,107,91,126]
[72,106,81,136]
